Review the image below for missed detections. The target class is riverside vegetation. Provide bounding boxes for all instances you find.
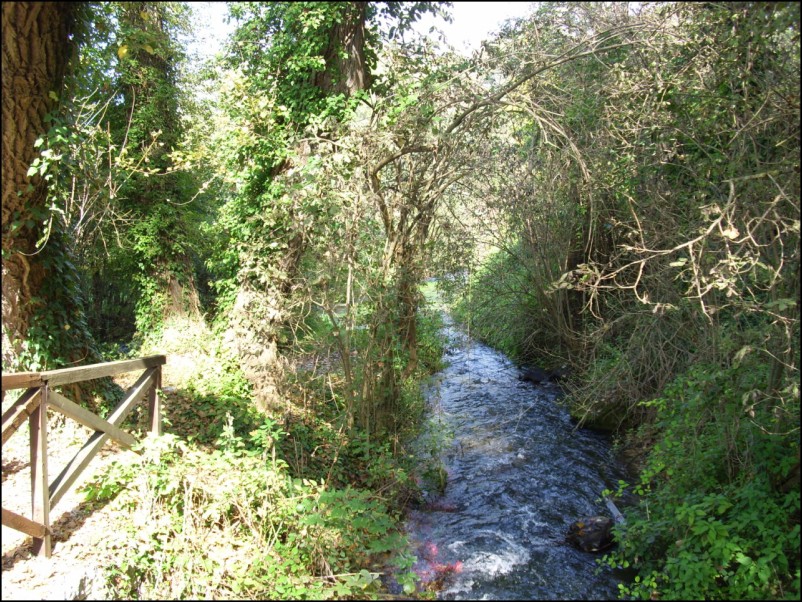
[78,306,446,598]
[1,2,799,599]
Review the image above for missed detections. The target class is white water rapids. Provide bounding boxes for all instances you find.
[403,315,631,600]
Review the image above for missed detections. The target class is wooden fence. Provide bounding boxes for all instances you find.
[1,355,165,557]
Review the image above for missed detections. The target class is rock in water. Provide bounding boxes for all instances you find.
[566,516,615,552]
[519,366,550,384]
[548,365,571,382]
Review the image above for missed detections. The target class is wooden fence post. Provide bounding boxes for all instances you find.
[148,364,162,436]
[29,384,51,557]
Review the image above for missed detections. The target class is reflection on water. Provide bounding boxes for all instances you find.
[405,316,630,600]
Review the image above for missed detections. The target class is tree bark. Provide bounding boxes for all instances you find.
[314,2,370,96]
[2,2,74,364]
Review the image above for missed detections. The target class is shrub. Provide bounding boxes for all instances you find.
[603,364,800,600]
[84,419,418,599]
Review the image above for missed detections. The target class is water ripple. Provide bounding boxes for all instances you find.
[406,317,630,600]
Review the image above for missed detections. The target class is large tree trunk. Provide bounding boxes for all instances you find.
[230,2,371,412]
[314,1,370,95]
[2,2,74,365]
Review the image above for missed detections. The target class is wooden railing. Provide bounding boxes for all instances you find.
[1,355,165,557]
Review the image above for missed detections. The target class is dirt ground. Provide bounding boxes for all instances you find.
[2,407,127,600]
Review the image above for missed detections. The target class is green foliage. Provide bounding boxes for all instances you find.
[566,301,710,431]
[414,412,454,497]
[14,1,213,355]
[602,364,800,600]
[416,301,447,375]
[13,230,89,372]
[84,420,418,599]
[100,1,208,337]
[180,2,457,459]
[5,214,123,408]
[452,248,549,363]
[218,1,371,262]
[275,376,424,509]
[229,3,356,125]
[227,1,446,127]
[8,71,117,371]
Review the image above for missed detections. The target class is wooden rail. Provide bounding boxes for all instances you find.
[1,355,166,557]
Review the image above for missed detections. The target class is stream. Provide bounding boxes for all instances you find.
[403,315,631,600]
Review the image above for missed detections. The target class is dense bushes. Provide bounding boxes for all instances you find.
[83,363,424,599]
[85,429,415,599]
[81,287,447,598]
[604,362,800,600]
[450,3,800,599]
[452,248,568,369]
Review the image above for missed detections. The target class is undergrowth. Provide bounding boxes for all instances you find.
[82,300,446,599]
[601,363,800,600]
[84,425,413,599]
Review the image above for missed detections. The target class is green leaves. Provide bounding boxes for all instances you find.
[602,363,800,600]
[89,414,410,599]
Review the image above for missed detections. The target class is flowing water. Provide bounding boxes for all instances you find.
[404,316,630,600]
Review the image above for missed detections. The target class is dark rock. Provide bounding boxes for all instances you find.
[547,365,571,382]
[566,516,615,552]
[519,366,550,384]
[520,365,572,385]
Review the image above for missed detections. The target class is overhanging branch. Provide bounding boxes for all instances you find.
[445,24,645,135]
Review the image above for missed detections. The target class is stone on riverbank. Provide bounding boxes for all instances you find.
[566,516,615,552]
